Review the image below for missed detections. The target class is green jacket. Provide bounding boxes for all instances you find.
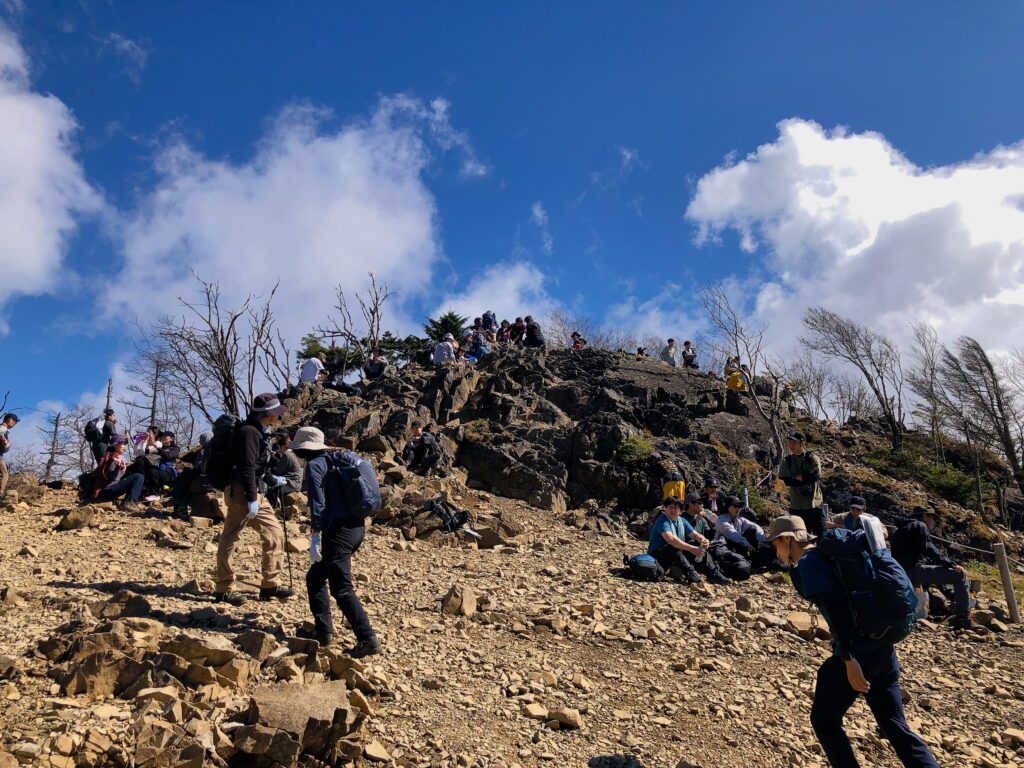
[778,451,822,510]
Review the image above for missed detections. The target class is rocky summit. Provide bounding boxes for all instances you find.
[1,347,1023,768]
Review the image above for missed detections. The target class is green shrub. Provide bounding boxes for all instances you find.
[618,435,654,464]
[863,447,983,508]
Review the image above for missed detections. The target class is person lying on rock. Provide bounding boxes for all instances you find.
[399,420,441,474]
[648,496,732,585]
[766,515,940,768]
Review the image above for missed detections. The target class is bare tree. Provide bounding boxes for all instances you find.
[38,411,62,482]
[700,284,785,469]
[907,322,948,462]
[801,308,906,451]
[700,283,766,375]
[4,446,46,478]
[154,273,292,419]
[830,376,883,425]
[545,309,638,351]
[314,272,394,375]
[940,337,1024,496]
[783,348,835,420]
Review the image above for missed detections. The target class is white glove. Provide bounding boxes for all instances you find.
[271,475,287,488]
[310,533,322,564]
[246,501,259,520]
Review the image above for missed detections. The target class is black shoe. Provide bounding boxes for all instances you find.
[949,615,981,631]
[297,626,334,647]
[214,591,247,606]
[709,574,733,586]
[259,586,295,602]
[346,637,381,659]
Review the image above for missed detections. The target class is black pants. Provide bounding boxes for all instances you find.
[792,507,826,537]
[652,546,701,583]
[812,646,938,768]
[306,524,376,643]
[722,529,778,571]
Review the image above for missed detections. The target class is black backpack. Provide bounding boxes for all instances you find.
[83,417,104,444]
[623,554,666,582]
[77,472,97,502]
[204,414,241,491]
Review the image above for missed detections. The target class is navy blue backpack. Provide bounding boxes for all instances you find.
[815,528,918,645]
[624,554,666,582]
[325,450,382,519]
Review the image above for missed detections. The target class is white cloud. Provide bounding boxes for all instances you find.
[433,262,559,324]
[530,201,553,255]
[605,283,706,344]
[108,96,486,347]
[103,32,149,85]
[685,119,1024,352]
[0,23,102,329]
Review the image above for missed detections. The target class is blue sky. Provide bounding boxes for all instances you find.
[2,2,1024,433]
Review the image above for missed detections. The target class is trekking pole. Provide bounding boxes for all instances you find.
[276,491,295,592]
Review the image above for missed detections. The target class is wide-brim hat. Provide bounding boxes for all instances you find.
[292,426,329,452]
[766,514,812,543]
[909,504,938,519]
[251,393,286,417]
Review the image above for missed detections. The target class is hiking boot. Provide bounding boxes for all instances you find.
[120,500,143,513]
[214,591,248,607]
[346,637,381,659]
[949,615,982,632]
[258,586,295,602]
[709,573,733,586]
[297,626,334,647]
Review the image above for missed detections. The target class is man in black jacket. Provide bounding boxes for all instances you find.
[891,506,976,630]
[214,394,294,606]
[523,315,546,348]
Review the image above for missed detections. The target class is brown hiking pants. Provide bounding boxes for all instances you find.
[0,457,8,498]
[215,482,285,593]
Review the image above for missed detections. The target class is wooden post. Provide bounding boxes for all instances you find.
[993,542,1021,624]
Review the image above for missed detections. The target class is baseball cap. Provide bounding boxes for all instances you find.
[849,496,866,510]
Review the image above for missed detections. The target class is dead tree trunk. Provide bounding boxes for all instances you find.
[42,412,61,483]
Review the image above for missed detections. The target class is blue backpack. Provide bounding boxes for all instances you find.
[624,553,666,582]
[815,528,918,645]
[325,451,382,519]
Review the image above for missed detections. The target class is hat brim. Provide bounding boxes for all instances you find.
[766,530,812,543]
[252,403,287,417]
[292,437,329,452]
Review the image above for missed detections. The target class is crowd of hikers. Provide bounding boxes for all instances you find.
[0,310,992,768]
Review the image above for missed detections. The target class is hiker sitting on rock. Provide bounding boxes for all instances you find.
[299,352,328,384]
[701,477,728,518]
[293,426,382,658]
[636,347,648,359]
[129,429,180,497]
[496,320,513,343]
[432,334,457,366]
[829,495,888,550]
[683,493,715,539]
[92,439,145,513]
[648,497,731,585]
[363,347,390,381]
[400,420,441,474]
[570,331,587,350]
[766,515,940,768]
[510,317,528,345]
[891,506,978,631]
[714,496,766,558]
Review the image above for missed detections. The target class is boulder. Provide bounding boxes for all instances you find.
[160,633,238,667]
[235,630,279,663]
[56,506,97,530]
[247,680,356,739]
[785,611,817,641]
[441,585,477,617]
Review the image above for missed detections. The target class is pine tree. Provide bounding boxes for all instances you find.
[423,311,469,342]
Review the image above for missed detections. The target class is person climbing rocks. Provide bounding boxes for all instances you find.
[649,452,686,500]
[523,315,546,348]
[214,393,293,606]
[766,515,940,768]
[293,426,382,658]
[299,353,327,384]
[778,430,825,536]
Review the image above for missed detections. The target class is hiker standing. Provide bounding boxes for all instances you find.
[778,430,825,536]
[660,338,680,367]
[0,412,19,498]
[292,426,382,658]
[891,506,977,630]
[214,394,294,606]
[85,409,118,466]
[766,515,939,768]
